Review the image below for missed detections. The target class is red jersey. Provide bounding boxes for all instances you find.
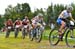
[15,20,21,25]
[6,20,13,26]
[22,19,29,25]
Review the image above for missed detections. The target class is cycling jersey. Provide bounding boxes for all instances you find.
[32,16,43,24]
[22,19,29,25]
[58,10,72,19]
[57,10,72,25]
[6,20,13,26]
[15,20,21,25]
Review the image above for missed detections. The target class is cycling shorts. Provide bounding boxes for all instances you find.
[57,18,63,25]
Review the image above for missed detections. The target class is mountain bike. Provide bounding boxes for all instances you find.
[22,25,28,39]
[5,26,12,38]
[14,25,20,38]
[49,20,75,48]
[30,26,43,43]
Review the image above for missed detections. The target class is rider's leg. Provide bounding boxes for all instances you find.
[59,21,66,35]
[58,21,66,41]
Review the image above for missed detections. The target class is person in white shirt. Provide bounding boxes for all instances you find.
[56,6,74,40]
[31,13,46,31]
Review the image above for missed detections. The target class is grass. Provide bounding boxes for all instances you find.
[0,29,75,49]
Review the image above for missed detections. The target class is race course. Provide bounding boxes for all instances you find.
[0,30,75,49]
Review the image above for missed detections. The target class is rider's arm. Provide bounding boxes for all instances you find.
[27,20,30,23]
[19,20,22,27]
[59,11,64,18]
[21,21,23,27]
[13,20,17,26]
[70,16,74,21]
[11,21,13,26]
[69,13,74,22]
[5,21,7,27]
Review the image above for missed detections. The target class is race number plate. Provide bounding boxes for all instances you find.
[8,27,11,29]
[16,25,20,28]
[24,25,27,28]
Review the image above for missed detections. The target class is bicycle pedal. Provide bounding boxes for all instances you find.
[59,35,63,41]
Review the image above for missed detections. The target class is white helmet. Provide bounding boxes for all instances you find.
[37,13,43,17]
[66,6,73,11]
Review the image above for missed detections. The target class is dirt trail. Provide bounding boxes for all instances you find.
[20,38,75,49]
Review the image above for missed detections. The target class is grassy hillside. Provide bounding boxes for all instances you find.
[0,30,74,49]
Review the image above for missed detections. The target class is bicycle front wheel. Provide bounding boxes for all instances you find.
[65,29,75,48]
[49,29,60,46]
[35,28,42,43]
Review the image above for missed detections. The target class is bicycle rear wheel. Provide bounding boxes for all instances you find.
[49,29,60,46]
[65,29,75,48]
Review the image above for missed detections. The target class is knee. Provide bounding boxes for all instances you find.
[61,21,66,27]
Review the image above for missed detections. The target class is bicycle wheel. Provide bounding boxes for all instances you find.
[29,30,34,41]
[35,28,42,43]
[15,29,19,38]
[49,29,60,46]
[5,29,10,38]
[22,28,25,39]
[65,29,75,48]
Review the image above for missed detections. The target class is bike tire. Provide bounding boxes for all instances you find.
[35,28,42,43]
[65,29,75,48]
[49,29,60,46]
[29,30,34,41]
[5,30,10,38]
[22,29,25,39]
[15,29,19,38]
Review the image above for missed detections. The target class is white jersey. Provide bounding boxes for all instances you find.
[58,10,72,19]
[32,16,43,24]
[31,16,38,24]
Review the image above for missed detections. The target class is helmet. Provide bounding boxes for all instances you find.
[66,6,73,11]
[17,18,20,20]
[37,13,43,17]
[25,16,28,19]
[8,19,12,21]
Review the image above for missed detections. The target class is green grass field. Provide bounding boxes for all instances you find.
[0,29,75,49]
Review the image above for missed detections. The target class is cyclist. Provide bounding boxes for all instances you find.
[14,18,22,38]
[31,13,46,32]
[6,19,13,27]
[57,6,74,40]
[14,18,22,28]
[5,19,13,38]
[22,16,30,33]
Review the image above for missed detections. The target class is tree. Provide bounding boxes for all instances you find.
[0,16,5,30]
[54,4,65,20]
[47,5,53,24]
[71,3,75,19]
[21,3,31,16]
[4,3,31,21]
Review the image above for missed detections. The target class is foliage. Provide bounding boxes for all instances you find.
[0,16,5,29]
[0,3,75,30]
[4,3,31,21]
